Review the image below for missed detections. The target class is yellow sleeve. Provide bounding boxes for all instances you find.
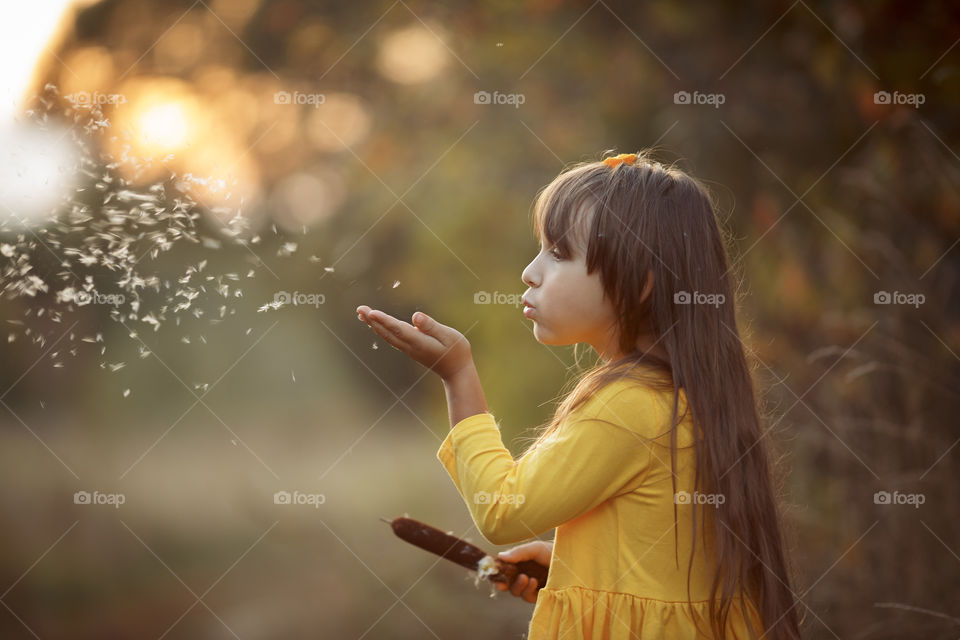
[435,380,662,545]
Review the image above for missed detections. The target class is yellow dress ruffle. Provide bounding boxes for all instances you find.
[530,585,762,639]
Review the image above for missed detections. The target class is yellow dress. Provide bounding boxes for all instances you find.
[436,377,763,639]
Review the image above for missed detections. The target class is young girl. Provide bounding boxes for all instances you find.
[356,150,801,639]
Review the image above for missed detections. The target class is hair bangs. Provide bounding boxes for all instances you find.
[532,165,606,259]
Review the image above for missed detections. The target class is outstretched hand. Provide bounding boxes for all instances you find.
[356,306,474,381]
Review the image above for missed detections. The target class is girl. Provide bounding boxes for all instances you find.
[356,150,801,639]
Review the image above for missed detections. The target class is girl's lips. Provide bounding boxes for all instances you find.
[523,305,536,318]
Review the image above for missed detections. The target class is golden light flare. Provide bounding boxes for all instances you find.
[107,77,261,215]
[1,0,105,119]
[136,101,190,153]
[0,2,109,228]
[376,23,450,84]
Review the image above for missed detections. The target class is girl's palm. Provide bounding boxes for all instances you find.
[356,306,472,380]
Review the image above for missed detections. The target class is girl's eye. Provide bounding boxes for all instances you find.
[549,247,563,261]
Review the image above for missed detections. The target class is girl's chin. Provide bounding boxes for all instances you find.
[533,324,571,346]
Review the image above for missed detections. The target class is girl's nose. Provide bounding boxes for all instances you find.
[521,260,538,288]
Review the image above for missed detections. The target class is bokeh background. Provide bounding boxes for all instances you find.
[1,1,958,638]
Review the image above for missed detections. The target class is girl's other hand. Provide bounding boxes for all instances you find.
[356,305,473,381]
[495,540,553,603]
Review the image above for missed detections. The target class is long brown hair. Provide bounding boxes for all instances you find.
[521,150,801,640]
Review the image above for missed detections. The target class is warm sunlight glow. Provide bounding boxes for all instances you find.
[375,23,449,84]
[0,1,99,120]
[107,77,261,214]
[136,102,191,154]
[0,2,103,227]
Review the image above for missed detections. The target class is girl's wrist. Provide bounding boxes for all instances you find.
[442,361,488,427]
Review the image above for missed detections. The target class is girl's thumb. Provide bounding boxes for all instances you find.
[413,312,430,329]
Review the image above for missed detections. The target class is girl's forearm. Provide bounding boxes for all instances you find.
[442,362,489,428]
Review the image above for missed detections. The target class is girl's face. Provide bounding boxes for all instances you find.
[520,234,621,360]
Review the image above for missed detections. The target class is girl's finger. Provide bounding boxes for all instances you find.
[357,307,377,327]
[373,311,444,354]
[368,316,409,351]
[370,311,416,343]
[510,574,528,597]
[412,312,445,344]
[524,577,538,602]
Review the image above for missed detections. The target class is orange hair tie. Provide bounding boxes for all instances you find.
[603,153,637,168]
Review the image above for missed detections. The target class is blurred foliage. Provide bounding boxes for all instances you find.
[0,0,958,638]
